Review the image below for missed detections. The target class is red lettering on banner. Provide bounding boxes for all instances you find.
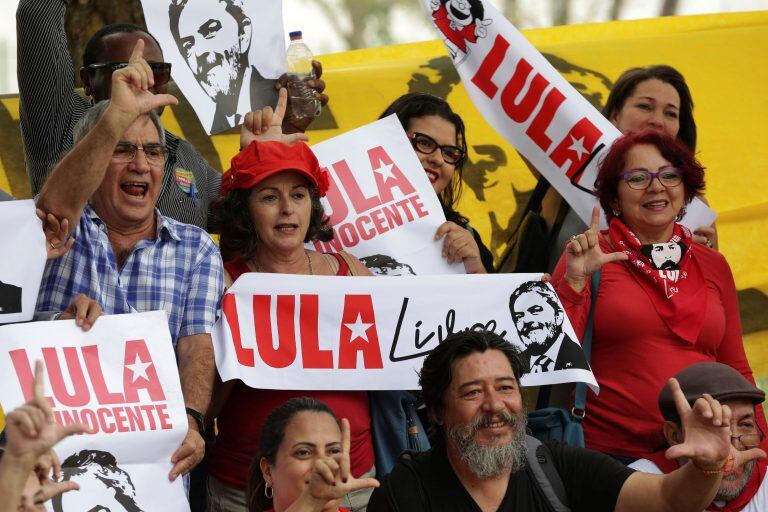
[156,404,173,429]
[382,203,403,228]
[368,146,416,203]
[43,347,89,407]
[500,59,548,123]
[122,339,165,403]
[97,407,116,433]
[113,406,129,432]
[126,405,145,430]
[338,223,360,247]
[527,88,567,152]
[82,345,124,405]
[471,34,510,98]
[355,216,376,241]
[9,349,54,406]
[223,293,254,367]
[323,171,350,225]
[333,160,380,214]
[299,295,334,369]
[408,196,429,219]
[254,295,297,368]
[53,404,173,434]
[338,295,383,369]
[549,117,603,180]
[370,209,387,233]
[140,405,158,429]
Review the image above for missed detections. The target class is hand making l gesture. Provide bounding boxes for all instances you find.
[564,205,628,293]
[240,88,310,150]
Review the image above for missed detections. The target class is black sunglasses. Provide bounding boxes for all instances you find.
[87,61,172,87]
[409,132,465,165]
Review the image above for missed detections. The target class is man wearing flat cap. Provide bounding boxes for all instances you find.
[631,362,768,511]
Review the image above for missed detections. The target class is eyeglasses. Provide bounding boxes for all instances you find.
[112,142,168,165]
[731,427,765,449]
[87,61,172,88]
[621,166,684,190]
[409,132,465,165]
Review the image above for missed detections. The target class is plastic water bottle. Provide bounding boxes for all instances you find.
[285,31,321,120]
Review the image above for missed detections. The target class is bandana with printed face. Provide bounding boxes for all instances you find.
[609,217,707,344]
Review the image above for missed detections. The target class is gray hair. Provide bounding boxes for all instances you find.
[73,100,166,146]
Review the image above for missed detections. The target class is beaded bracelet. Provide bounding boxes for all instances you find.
[694,454,737,475]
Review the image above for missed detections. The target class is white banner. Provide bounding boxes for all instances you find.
[0,199,46,323]
[0,312,188,512]
[309,115,462,275]
[421,0,716,230]
[141,0,286,134]
[212,272,598,392]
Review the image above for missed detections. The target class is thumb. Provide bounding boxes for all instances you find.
[284,133,309,144]
[146,94,179,111]
[735,447,767,467]
[664,442,694,461]
[347,477,380,492]
[40,480,80,501]
[60,422,90,438]
[602,251,629,264]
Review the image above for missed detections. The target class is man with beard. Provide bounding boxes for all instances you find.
[170,0,279,133]
[509,281,589,373]
[367,330,765,512]
[630,362,768,511]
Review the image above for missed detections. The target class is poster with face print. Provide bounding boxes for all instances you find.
[140,0,286,134]
[0,312,189,512]
[212,272,598,391]
[0,199,46,323]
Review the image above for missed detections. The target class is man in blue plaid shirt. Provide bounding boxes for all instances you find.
[35,41,224,483]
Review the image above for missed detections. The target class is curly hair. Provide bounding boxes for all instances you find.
[215,186,334,262]
[595,129,705,222]
[602,65,696,152]
[379,92,469,227]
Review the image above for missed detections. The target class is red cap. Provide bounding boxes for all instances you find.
[220,141,329,197]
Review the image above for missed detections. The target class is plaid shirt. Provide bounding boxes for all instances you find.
[36,204,224,346]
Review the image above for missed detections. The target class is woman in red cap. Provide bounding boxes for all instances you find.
[207,90,376,512]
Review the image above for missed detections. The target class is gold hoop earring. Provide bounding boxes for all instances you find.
[264,483,273,499]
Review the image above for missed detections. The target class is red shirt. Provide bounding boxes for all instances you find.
[553,239,767,458]
[209,258,375,488]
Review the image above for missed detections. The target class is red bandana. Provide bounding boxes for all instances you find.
[643,451,767,511]
[608,217,707,344]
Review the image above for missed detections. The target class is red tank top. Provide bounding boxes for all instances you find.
[209,255,375,489]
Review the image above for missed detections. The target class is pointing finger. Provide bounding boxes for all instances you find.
[272,88,288,127]
[590,205,601,232]
[668,378,692,418]
[129,39,145,63]
[340,418,351,483]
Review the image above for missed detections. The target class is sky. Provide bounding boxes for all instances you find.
[1,0,767,94]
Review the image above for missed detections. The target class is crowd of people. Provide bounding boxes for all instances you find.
[1,1,765,511]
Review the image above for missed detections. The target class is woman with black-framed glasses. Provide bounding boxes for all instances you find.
[379,93,494,274]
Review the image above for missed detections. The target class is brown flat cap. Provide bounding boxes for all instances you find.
[659,362,765,421]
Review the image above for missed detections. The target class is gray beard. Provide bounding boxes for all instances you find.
[715,459,756,503]
[446,409,528,479]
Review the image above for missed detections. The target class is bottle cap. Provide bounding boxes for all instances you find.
[289,31,303,40]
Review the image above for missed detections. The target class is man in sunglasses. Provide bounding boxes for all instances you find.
[630,362,768,512]
[16,0,325,232]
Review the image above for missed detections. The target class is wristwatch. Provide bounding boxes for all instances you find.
[185,407,205,434]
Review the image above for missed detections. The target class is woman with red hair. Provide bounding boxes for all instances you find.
[552,129,765,462]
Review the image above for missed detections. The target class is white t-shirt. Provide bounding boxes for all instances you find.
[630,458,768,512]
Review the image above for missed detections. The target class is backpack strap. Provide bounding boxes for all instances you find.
[524,436,571,512]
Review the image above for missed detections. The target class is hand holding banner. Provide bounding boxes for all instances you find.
[421,0,716,231]
[0,311,189,512]
[212,272,598,392]
[309,115,463,275]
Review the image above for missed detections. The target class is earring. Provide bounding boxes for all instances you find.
[612,209,621,217]
[264,483,273,499]
[676,206,687,222]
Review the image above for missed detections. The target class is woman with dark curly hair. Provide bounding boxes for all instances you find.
[379,93,494,273]
[206,96,375,510]
[551,129,765,462]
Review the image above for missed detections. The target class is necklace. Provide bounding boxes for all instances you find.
[252,249,314,275]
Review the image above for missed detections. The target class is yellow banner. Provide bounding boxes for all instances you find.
[1,12,766,425]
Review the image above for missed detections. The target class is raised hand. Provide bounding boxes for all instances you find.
[434,221,486,274]
[296,419,379,511]
[564,205,628,293]
[665,378,766,472]
[4,361,89,467]
[693,225,718,250]
[240,88,310,150]
[36,208,75,260]
[107,40,178,129]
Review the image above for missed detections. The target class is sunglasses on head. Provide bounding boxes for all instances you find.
[87,61,172,87]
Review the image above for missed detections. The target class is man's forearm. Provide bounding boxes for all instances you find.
[36,110,125,229]
[0,455,35,512]
[660,462,721,512]
[177,334,215,419]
